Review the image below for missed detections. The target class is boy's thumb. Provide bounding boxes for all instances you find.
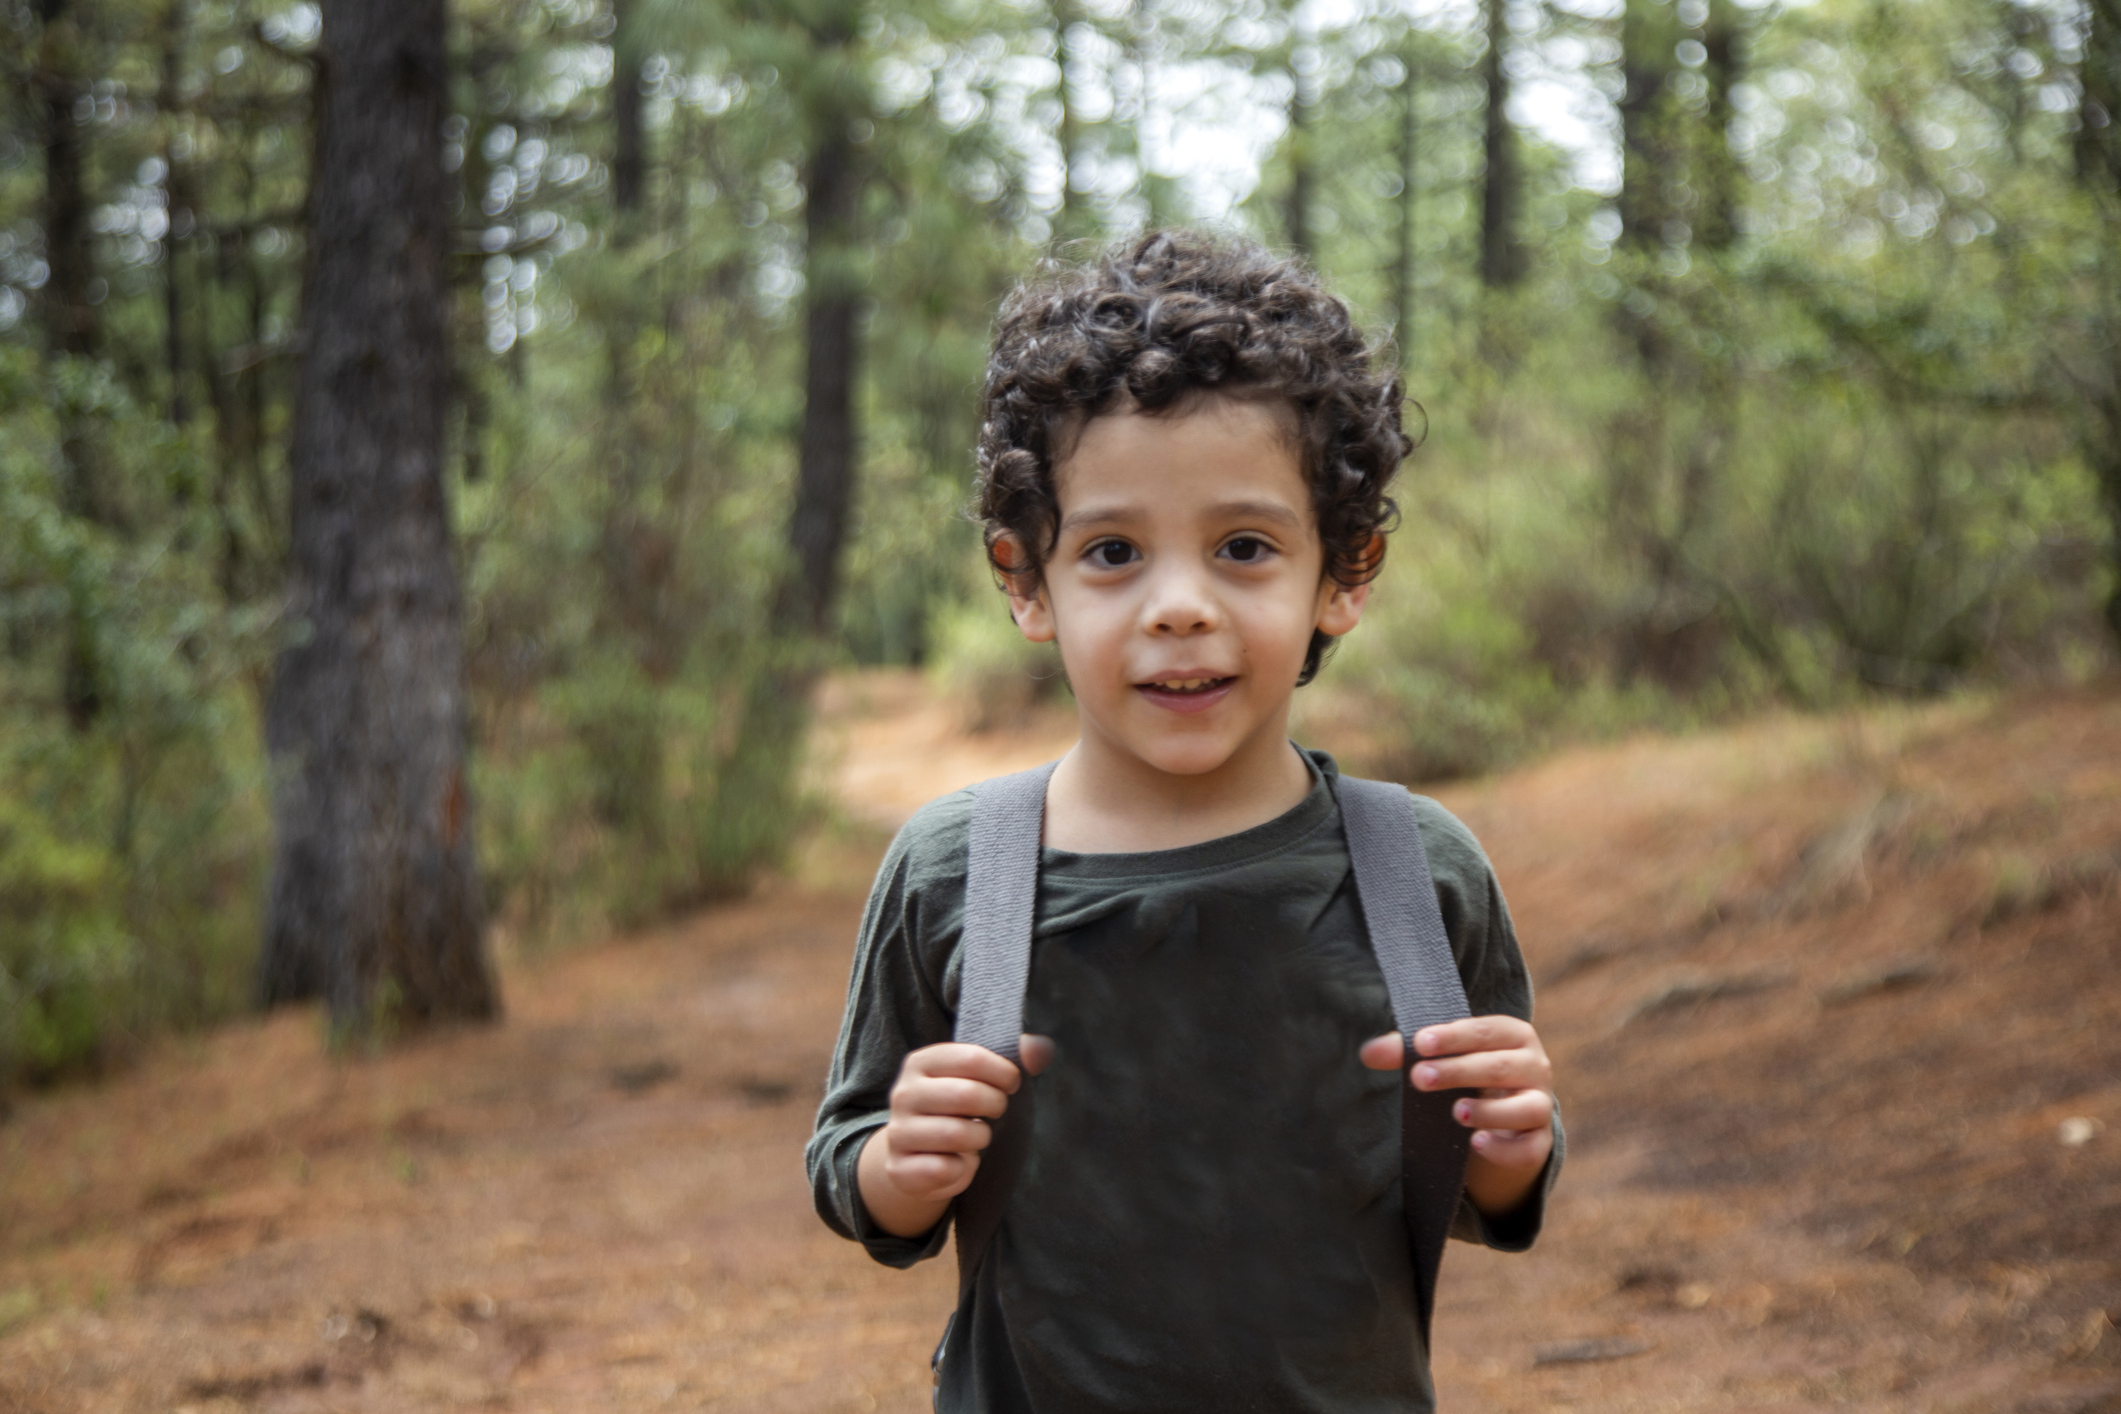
[1358,1033,1405,1071]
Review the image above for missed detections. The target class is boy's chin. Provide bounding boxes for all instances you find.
[1109,726,1259,780]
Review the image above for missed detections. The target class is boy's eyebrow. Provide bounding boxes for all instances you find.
[1058,499,1306,533]
[1211,499,1306,529]
[1057,505,1138,533]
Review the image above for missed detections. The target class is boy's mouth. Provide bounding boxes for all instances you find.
[1136,675,1237,713]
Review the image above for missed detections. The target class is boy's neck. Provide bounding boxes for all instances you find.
[1041,714,1315,854]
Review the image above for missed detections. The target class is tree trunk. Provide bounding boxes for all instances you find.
[261,0,497,1030]
[37,0,107,730]
[1477,0,1522,289]
[597,0,667,675]
[1695,0,1742,252]
[707,54,867,893]
[1391,35,1418,363]
[1618,0,1681,251]
[1284,52,1314,261]
[774,119,861,638]
[2080,0,2121,188]
[1053,0,1091,245]
[610,0,645,216]
[2076,0,2121,644]
[162,0,191,428]
[38,0,96,374]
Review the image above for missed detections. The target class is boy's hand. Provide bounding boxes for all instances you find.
[1360,1016,1555,1217]
[857,1037,1052,1239]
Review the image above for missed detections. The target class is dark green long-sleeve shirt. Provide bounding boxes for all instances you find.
[807,750,1561,1413]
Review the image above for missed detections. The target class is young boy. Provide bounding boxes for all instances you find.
[807,230,1559,1413]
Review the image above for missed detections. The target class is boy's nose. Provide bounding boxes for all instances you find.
[1140,565,1221,636]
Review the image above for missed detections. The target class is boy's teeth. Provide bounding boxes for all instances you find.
[1152,677,1219,691]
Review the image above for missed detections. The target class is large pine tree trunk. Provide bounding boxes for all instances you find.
[1477,0,1522,289]
[610,0,646,216]
[260,0,497,1029]
[37,0,107,730]
[2077,0,2121,644]
[775,119,860,638]
[1284,52,1314,261]
[1618,0,1680,252]
[37,0,96,375]
[1391,37,1418,362]
[1053,0,1090,245]
[707,57,866,894]
[1694,0,1743,252]
[161,0,192,428]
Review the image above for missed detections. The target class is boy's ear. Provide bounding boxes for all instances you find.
[1009,585,1056,643]
[1316,534,1384,637]
[997,535,1056,643]
[1315,573,1374,638]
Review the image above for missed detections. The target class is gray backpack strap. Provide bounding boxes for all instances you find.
[1335,775,1475,1347]
[946,761,1058,1322]
[953,762,1057,1063]
[1336,777,1472,1034]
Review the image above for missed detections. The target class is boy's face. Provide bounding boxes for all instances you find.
[1005,396,1370,781]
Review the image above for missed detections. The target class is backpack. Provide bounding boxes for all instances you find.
[936,760,1475,1381]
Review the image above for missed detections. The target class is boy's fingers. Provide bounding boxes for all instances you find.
[906,1041,1023,1094]
[1469,1126,1554,1169]
[1358,1033,1405,1070]
[1413,1015,1533,1057]
[890,1115,995,1155]
[885,1150,977,1198]
[1452,1091,1553,1132]
[1411,1048,1551,1093]
[1019,1033,1056,1076]
[898,1075,1011,1121]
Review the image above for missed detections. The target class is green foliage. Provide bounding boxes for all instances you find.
[0,347,270,1083]
[927,588,1066,730]
[1259,0,2115,779]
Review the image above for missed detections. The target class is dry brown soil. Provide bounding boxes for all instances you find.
[3,672,2118,1413]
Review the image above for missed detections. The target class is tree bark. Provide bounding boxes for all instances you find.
[707,40,868,893]
[1695,0,1742,252]
[162,0,191,428]
[1053,0,1090,245]
[1618,0,1681,251]
[37,0,107,730]
[261,0,497,1029]
[1391,35,1418,362]
[1477,0,1523,288]
[38,0,96,373]
[2075,0,2121,643]
[2080,0,2121,188]
[1284,51,1314,261]
[610,0,646,215]
[774,118,861,638]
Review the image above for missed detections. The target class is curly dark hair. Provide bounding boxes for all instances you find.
[974,229,1412,686]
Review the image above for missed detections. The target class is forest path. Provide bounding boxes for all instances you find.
[3,675,2118,1414]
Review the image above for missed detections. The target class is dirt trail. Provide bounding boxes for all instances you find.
[3,675,2118,1413]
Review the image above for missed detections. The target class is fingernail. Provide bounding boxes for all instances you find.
[1453,1100,1471,1123]
[1471,1131,1489,1150]
[1416,1030,1437,1054]
[1413,1064,1438,1089]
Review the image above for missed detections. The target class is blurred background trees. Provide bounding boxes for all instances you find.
[0,0,2111,1083]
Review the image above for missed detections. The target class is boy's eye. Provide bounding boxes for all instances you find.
[1222,537,1269,563]
[1089,540,1137,567]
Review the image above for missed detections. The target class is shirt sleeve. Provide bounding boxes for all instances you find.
[804,795,972,1269]
[1411,796,1564,1254]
